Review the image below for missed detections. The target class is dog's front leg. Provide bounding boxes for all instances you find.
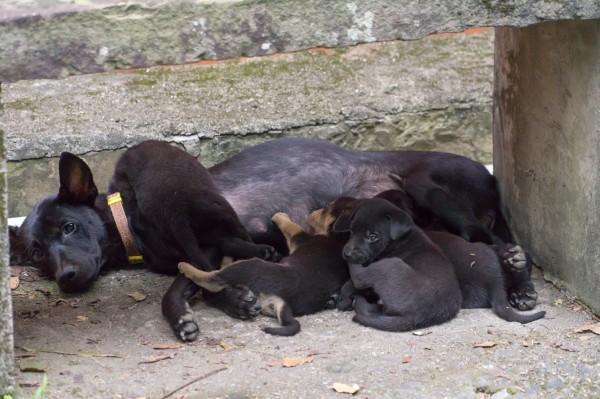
[348,263,373,290]
[335,279,358,311]
[162,273,201,342]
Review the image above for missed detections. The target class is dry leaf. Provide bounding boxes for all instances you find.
[10,276,19,290]
[402,355,411,363]
[332,382,360,394]
[139,354,174,364]
[127,292,147,302]
[554,298,563,306]
[152,343,183,350]
[574,323,600,335]
[220,341,233,350]
[282,355,315,367]
[76,315,88,322]
[19,360,48,372]
[473,341,496,348]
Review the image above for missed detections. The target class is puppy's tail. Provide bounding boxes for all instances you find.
[260,295,301,336]
[178,262,227,293]
[491,290,545,323]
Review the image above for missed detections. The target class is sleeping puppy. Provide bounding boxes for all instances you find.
[178,212,349,336]
[318,192,545,323]
[333,198,463,332]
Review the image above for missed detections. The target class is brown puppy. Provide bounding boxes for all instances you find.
[333,198,463,332]
[179,212,349,336]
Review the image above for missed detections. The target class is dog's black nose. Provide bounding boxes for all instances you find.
[56,265,77,285]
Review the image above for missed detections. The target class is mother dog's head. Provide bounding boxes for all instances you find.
[10,152,113,293]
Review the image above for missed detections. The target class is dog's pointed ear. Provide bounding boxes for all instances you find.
[332,208,353,233]
[58,152,98,206]
[388,209,413,240]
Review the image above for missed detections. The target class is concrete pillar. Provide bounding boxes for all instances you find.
[494,20,600,313]
[0,84,15,395]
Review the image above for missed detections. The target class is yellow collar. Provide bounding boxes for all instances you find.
[107,192,143,264]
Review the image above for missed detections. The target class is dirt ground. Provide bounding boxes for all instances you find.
[9,264,600,399]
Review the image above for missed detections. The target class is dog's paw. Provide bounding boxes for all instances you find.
[219,285,261,319]
[499,245,529,273]
[326,292,340,309]
[508,283,538,310]
[173,311,200,342]
[255,244,280,261]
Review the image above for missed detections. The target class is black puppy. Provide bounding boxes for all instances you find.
[178,212,349,336]
[210,138,538,310]
[375,189,545,323]
[10,141,274,341]
[334,198,463,332]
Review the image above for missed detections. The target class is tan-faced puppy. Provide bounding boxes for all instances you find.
[179,212,349,336]
[334,198,462,332]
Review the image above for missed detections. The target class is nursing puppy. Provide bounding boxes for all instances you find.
[334,198,463,332]
[210,138,538,311]
[178,212,349,336]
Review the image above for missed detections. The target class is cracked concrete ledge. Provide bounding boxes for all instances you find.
[4,30,495,216]
[1,0,599,81]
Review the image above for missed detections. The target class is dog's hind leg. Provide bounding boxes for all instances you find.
[271,212,306,254]
[495,244,538,310]
[162,273,201,342]
[178,262,227,292]
[261,294,301,336]
[178,262,261,320]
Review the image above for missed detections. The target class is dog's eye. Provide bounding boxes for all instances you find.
[366,233,379,243]
[63,222,76,235]
[31,248,44,262]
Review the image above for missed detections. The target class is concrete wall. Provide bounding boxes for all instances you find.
[0,87,15,396]
[494,20,600,313]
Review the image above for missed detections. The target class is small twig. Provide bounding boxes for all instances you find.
[160,367,227,399]
[36,348,126,358]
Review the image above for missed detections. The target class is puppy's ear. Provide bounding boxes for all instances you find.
[332,208,353,233]
[388,210,413,240]
[58,152,98,206]
[9,226,28,265]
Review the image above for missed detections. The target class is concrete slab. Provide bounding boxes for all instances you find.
[10,265,600,398]
[1,0,599,81]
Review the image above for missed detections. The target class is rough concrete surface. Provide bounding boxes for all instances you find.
[1,0,599,81]
[493,20,600,315]
[9,264,600,399]
[3,30,495,217]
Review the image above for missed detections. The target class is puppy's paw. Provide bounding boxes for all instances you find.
[271,212,290,224]
[499,245,529,273]
[209,285,261,319]
[173,311,200,342]
[509,283,538,310]
[255,244,280,261]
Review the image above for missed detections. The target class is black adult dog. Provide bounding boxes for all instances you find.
[333,198,463,331]
[178,212,349,336]
[323,191,545,324]
[10,141,274,341]
[10,137,536,339]
[210,138,537,310]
